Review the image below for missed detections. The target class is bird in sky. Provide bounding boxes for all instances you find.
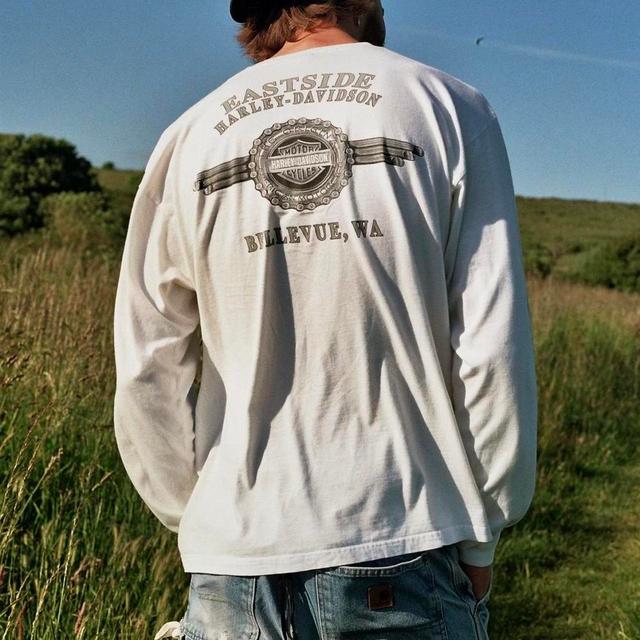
[475,36,485,46]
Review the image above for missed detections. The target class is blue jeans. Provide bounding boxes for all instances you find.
[176,542,491,639]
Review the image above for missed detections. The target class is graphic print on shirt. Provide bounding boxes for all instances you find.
[193,117,424,212]
[213,72,383,135]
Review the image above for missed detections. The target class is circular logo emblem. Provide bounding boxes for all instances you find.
[248,118,354,212]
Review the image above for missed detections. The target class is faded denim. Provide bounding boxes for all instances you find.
[173,543,491,640]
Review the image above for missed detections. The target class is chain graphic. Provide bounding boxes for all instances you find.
[193,118,424,212]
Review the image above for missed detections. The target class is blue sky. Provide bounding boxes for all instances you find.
[2,0,639,203]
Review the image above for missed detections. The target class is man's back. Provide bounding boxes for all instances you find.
[113,40,537,577]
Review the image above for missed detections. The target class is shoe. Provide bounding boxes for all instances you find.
[154,620,183,639]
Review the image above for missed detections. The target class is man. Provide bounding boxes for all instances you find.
[113,1,538,638]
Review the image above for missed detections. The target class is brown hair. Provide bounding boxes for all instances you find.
[236,1,373,62]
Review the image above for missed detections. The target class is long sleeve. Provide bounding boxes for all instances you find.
[113,186,201,533]
[445,112,538,567]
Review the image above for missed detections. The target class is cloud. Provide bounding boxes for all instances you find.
[395,25,640,71]
[482,39,640,71]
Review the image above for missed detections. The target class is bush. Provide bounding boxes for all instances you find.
[0,133,101,236]
[128,171,144,190]
[572,236,640,293]
[38,191,123,255]
[524,241,555,278]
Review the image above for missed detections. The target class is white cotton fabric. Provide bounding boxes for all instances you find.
[113,41,538,574]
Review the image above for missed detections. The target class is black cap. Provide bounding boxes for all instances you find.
[230,0,317,23]
[229,0,250,22]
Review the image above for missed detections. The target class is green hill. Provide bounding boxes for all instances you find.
[1,171,639,638]
[99,167,640,292]
[95,167,143,195]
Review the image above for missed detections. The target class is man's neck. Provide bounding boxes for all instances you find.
[270,26,359,59]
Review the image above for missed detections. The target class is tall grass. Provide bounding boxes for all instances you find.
[0,236,184,638]
[1,231,638,639]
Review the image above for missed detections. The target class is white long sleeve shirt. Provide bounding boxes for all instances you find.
[113,41,538,575]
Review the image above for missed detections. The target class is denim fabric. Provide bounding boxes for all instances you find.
[177,543,491,639]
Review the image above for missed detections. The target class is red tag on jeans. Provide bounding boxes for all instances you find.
[368,584,394,609]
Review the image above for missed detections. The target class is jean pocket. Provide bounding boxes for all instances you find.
[315,551,446,638]
[181,573,259,640]
[445,547,492,613]
[471,580,492,608]
[462,566,492,610]
[321,550,428,577]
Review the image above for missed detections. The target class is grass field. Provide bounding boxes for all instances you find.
[0,186,639,638]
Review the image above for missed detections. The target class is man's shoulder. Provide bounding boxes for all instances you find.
[174,45,491,124]
[152,44,496,165]
[376,46,496,131]
[370,46,487,96]
[287,44,496,145]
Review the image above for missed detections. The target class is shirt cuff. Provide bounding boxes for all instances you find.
[455,531,502,566]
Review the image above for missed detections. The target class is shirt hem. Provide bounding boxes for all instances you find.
[180,523,494,575]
